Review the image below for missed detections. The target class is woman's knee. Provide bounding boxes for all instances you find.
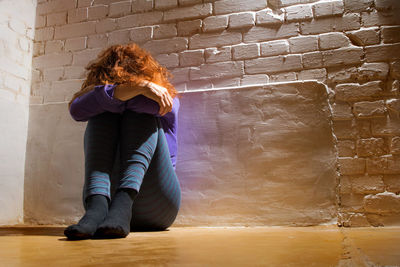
[130,205,179,231]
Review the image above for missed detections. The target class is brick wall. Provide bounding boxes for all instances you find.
[31,0,400,226]
[0,0,36,225]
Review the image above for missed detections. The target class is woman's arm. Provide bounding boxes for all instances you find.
[126,95,180,125]
[69,84,126,121]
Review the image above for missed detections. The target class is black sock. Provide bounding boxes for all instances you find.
[64,194,109,240]
[94,188,138,238]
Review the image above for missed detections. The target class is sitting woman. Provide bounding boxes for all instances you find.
[64,43,181,240]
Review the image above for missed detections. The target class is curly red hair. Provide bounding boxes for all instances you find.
[68,42,178,109]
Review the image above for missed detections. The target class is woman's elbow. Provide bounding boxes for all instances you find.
[69,105,88,122]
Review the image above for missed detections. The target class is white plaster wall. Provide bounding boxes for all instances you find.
[0,0,36,225]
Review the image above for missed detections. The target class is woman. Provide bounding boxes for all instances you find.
[64,43,181,240]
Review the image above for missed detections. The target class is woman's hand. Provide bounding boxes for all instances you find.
[140,80,173,116]
[114,83,145,101]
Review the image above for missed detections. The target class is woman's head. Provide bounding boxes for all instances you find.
[69,42,177,108]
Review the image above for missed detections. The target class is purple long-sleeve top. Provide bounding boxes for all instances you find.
[69,84,179,169]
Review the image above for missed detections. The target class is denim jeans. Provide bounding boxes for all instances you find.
[82,110,181,230]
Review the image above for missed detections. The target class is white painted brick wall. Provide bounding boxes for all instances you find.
[28,0,400,227]
[0,0,36,226]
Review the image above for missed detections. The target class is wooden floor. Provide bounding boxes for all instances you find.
[0,225,399,266]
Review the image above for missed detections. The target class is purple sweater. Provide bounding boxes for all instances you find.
[69,84,179,169]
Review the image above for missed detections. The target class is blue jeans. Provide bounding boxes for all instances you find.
[82,110,181,230]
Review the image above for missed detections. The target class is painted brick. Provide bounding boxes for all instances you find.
[298,68,326,81]
[34,27,54,42]
[338,157,366,175]
[285,4,313,22]
[214,0,266,15]
[43,67,64,81]
[382,26,400,44]
[319,32,350,50]
[390,61,400,79]
[153,24,177,39]
[255,9,284,25]
[387,98,400,114]
[117,12,163,29]
[202,15,228,32]
[95,19,117,34]
[346,27,380,46]
[358,62,389,81]
[179,50,204,67]
[154,53,179,68]
[288,35,318,53]
[32,52,73,69]
[37,0,76,15]
[47,12,67,26]
[245,54,302,74]
[190,61,244,80]
[45,40,64,53]
[154,0,178,10]
[335,81,383,101]
[129,27,153,43]
[54,22,96,40]
[164,3,212,21]
[93,0,122,5]
[371,115,400,136]
[78,0,91,8]
[109,1,132,18]
[179,0,202,6]
[350,175,385,194]
[302,51,323,68]
[270,0,318,8]
[354,100,386,118]
[365,43,400,62]
[344,0,373,12]
[64,66,86,79]
[170,67,190,83]
[33,42,45,57]
[108,29,130,46]
[391,80,400,95]
[87,34,107,48]
[88,5,108,20]
[362,10,400,27]
[205,47,231,63]
[232,43,259,60]
[337,140,356,157]
[375,0,400,11]
[186,79,212,90]
[260,40,289,57]
[67,8,88,24]
[241,74,269,85]
[229,12,255,29]
[130,0,153,13]
[190,31,241,49]
[331,102,353,120]
[364,192,400,213]
[300,13,360,35]
[142,37,188,55]
[65,37,86,51]
[71,48,103,66]
[36,15,46,28]
[313,0,344,18]
[243,23,299,43]
[177,20,202,36]
[211,77,241,88]
[391,137,400,154]
[270,72,297,82]
[322,47,363,67]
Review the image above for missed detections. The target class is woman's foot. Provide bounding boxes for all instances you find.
[93,188,137,239]
[64,194,109,240]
